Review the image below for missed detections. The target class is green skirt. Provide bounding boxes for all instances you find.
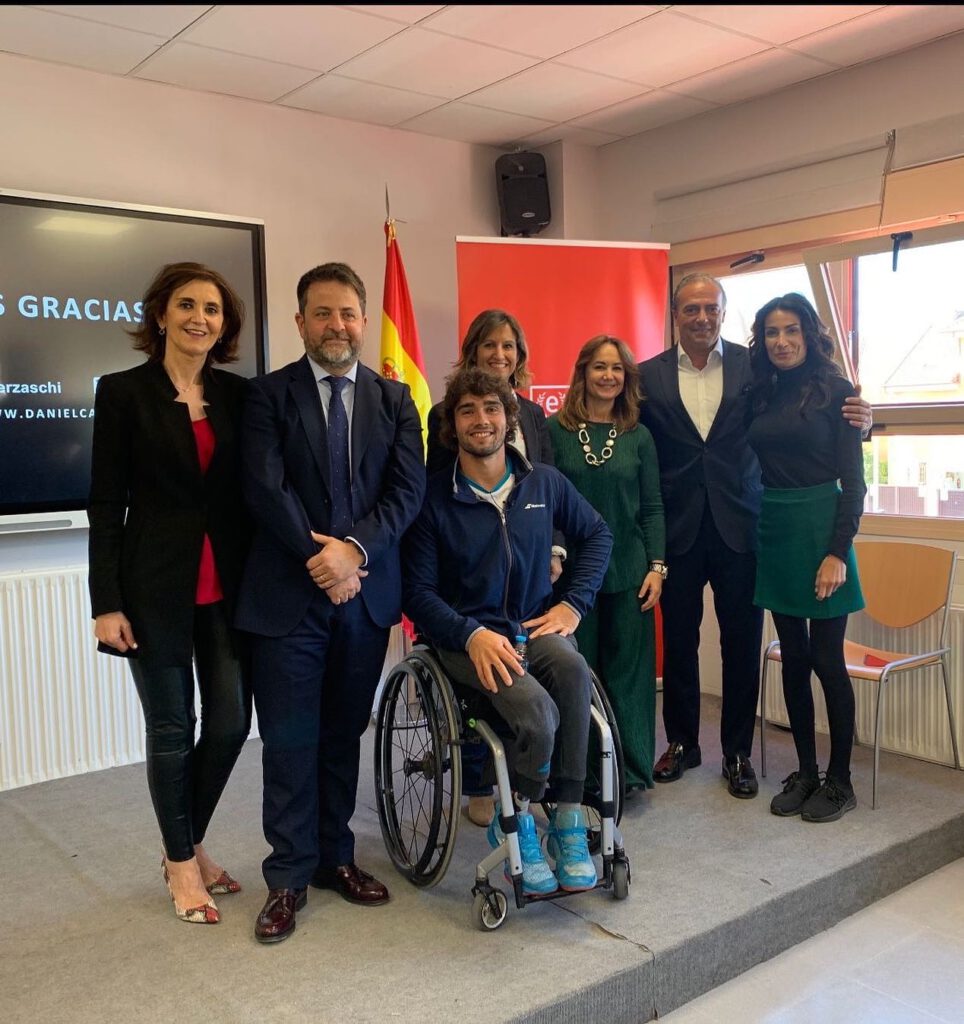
[755,480,864,619]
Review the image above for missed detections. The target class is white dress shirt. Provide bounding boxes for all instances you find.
[677,339,724,441]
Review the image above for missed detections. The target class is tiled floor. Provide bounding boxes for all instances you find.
[659,857,964,1023]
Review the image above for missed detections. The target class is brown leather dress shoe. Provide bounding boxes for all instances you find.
[653,742,702,783]
[310,863,390,906]
[255,887,307,944]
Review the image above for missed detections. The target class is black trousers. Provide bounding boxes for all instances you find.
[660,501,763,760]
[129,602,251,862]
[770,612,855,783]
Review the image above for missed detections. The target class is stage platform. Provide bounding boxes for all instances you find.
[2,694,962,1024]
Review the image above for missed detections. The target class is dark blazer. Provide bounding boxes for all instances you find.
[235,356,425,637]
[638,341,762,557]
[426,393,553,476]
[87,359,250,665]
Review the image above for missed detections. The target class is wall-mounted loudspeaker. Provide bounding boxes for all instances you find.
[495,151,551,237]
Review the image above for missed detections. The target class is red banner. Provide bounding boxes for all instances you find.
[455,237,669,417]
[455,235,670,674]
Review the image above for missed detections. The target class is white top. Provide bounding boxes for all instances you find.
[677,338,724,441]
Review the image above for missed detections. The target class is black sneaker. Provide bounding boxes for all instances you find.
[801,777,857,823]
[770,771,820,817]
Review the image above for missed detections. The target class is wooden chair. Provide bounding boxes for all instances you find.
[759,540,961,808]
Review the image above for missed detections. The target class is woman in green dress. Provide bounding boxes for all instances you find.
[548,335,666,792]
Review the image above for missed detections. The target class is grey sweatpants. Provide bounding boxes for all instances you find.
[437,633,591,803]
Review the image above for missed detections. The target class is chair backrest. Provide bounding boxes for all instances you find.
[853,541,956,631]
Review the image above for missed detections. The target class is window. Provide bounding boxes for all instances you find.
[716,265,814,347]
[806,222,964,522]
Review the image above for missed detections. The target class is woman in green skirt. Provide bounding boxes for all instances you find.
[549,335,666,793]
[746,293,866,823]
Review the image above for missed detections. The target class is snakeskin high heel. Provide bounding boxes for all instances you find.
[206,869,242,896]
[161,858,220,924]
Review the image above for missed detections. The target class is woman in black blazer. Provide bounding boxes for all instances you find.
[425,309,562,828]
[88,262,251,925]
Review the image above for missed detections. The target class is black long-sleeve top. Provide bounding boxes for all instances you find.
[746,365,866,560]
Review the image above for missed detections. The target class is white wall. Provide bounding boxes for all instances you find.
[0,51,501,396]
[0,50,504,573]
[595,32,964,242]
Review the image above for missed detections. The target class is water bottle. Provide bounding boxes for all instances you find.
[513,634,529,673]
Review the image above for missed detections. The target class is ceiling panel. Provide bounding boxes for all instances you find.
[335,25,537,97]
[469,63,647,122]
[180,4,404,73]
[6,5,964,151]
[678,5,884,46]
[341,5,445,25]
[398,101,554,146]
[670,47,834,106]
[1,5,165,73]
[134,42,318,102]
[789,5,964,65]
[557,8,768,87]
[572,88,715,137]
[30,4,211,37]
[281,73,445,126]
[421,4,660,59]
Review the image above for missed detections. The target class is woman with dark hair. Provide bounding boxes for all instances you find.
[426,308,561,827]
[88,262,252,923]
[548,335,665,793]
[746,293,866,823]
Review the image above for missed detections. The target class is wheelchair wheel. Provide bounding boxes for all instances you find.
[611,859,630,901]
[582,672,625,838]
[472,888,508,931]
[374,648,462,887]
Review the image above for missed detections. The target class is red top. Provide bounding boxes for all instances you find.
[192,418,224,605]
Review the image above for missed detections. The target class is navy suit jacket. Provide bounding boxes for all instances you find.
[638,341,762,557]
[236,355,425,637]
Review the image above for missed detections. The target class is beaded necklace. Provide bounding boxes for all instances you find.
[578,422,617,466]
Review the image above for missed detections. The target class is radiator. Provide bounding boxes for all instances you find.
[762,605,964,766]
[0,568,410,792]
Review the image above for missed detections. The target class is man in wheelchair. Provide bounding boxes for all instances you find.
[403,367,613,895]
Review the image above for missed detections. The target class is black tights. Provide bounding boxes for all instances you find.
[129,603,251,862]
[771,612,854,784]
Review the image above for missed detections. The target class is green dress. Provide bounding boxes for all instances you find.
[548,417,666,789]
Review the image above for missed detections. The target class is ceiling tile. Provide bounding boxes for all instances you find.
[179,5,404,72]
[677,5,884,45]
[469,63,647,122]
[341,5,444,25]
[398,101,554,146]
[134,41,318,102]
[280,73,445,126]
[1,5,165,73]
[789,5,964,65]
[572,89,715,137]
[671,47,834,105]
[421,5,660,59]
[520,123,624,148]
[335,26,537,97]
[31,5,211,36]
[556,8,769,87]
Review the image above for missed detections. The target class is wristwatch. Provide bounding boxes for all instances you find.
[649,560,668,580]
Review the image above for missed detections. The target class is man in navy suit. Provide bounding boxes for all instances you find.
[237,263,425,943]
[639,274,870,800]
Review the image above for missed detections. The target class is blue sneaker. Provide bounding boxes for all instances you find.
[488,804,557,895]
[547,808,598,892]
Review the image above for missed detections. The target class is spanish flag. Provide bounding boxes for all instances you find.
[380,219,431,449]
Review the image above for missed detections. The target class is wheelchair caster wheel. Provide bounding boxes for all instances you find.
[472,888,508,931]
[612,859,630,901]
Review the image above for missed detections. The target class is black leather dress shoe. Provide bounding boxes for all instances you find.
[653,742,702,783]
[310,863,390,906]
[722,755,759,799]
[255,887,307,944]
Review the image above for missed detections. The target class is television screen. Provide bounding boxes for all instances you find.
[0,190,267,528]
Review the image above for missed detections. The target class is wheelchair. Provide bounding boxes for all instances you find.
[373,644,631,931]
